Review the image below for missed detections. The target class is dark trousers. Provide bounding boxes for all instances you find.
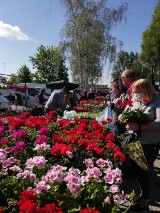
[116,123,126,135]
[130,143,159,199]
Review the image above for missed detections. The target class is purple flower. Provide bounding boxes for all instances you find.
[36,135,48,144]
[39,127,49,135]
[0,126,5,135]
[12,130,28,140]
[0,138,9,145]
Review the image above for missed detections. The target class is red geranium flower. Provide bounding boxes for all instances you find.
[119,101,127,107]
[80,208,100,213]
[142,98,150,105]
[106,117,112,123]
[105,132,116,142]
[126,100,133,106]
[19,200,38,213]
[52,134,65,143]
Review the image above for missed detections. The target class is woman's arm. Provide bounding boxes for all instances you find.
[149,105,160,130]
[125,123,153,131]
[126,103,160,131]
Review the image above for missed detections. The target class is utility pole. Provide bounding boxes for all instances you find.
[4,63,5,75]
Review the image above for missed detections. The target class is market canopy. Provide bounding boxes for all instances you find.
[46,80,79,91]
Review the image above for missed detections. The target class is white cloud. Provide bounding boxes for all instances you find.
[0,21,30,41]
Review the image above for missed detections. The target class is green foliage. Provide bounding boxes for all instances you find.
[0,76,7,84]
[17,65,32,83]
[29,45,69,83]
[56,59,69,82]
[7,74,18,84]
[78,112,100,119]
[122,108,149,124]
[140,1,160,82]
[112,51,148,79]
[60,0,128,88]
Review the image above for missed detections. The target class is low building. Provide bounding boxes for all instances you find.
[92,84,109,93]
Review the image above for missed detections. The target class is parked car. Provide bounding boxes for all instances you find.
[0,95,12,111]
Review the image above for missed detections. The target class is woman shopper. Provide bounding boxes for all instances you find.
[109,77,127,135]
[38,88,46,105]
[121,79,160,212]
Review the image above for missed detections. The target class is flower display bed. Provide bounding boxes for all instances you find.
[0,101,133,212]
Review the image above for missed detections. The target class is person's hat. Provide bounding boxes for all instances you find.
[110,77,119,83]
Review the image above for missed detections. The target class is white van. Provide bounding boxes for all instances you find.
[17,83,51,108]
[0,85,51,108]
[21,87,51,108]
[0,95,12,111]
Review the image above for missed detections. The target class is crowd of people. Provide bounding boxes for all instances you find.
[107,69,160,212]
[36,86,97,116]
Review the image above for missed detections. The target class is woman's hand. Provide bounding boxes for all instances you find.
[125,123,139,131]
[118,114,123,122]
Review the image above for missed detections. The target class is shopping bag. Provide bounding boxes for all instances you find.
[123,132,149,172]
[96,106,109,123]
[96,105,116,132]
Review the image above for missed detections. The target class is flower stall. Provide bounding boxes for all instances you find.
[0,100,134,212]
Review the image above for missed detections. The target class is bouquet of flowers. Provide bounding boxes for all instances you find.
[122,108,149,124]
[120,99,150,124]
[119,99,150,172]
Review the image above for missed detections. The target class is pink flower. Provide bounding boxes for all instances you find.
[26,156,47,170]
[96,158,107,168]
[0,149,7,162]
[108,185,120,193]
[113,195,123,204]
[104,196,111,204]
[9,165,22,172]
[84,159,94,168]
[33,143,50,151]
[2,157,17,168]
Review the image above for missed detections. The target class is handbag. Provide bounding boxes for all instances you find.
[122,131,149,172]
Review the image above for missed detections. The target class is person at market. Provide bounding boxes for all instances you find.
[109,77,127,135]
[68,90,79,108]
[7,92,15,104]
[87,88,95,100]
[120,69,136,100]
[45,87,72,116]
[119,79,160,212]
[37,88,46,105]
[80,89,88,101]
[31,88,47,116]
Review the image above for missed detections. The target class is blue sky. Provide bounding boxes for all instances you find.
[0,0,158,85]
